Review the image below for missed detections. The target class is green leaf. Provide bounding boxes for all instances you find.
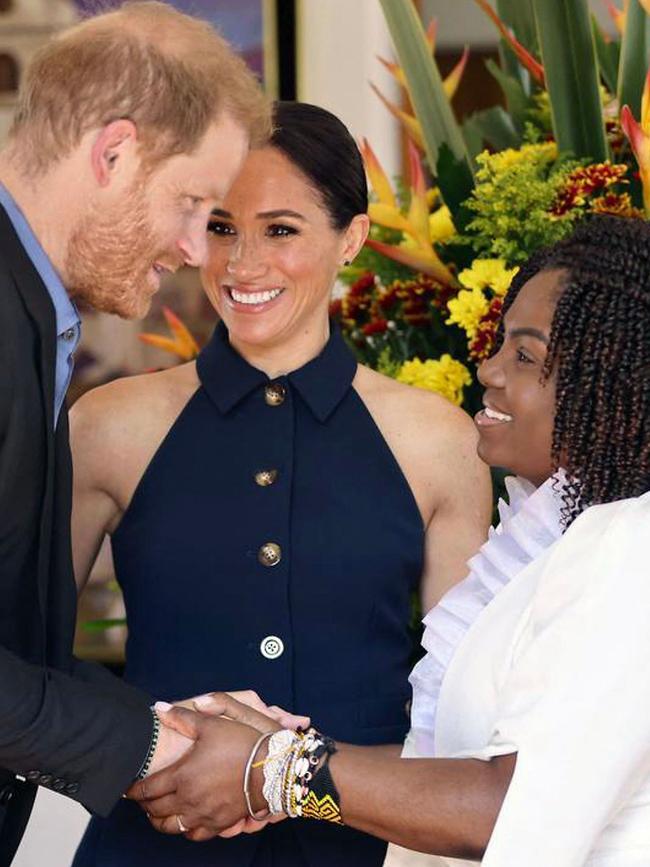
[463,106,520,156]
[592,15,621,95]
[533,0,609,161]
[496,0,538,52]
[617,0,647,116]
[378,0,474,208]
[496,0,537,91]
[485,58,529,132]
[436,144,474,233]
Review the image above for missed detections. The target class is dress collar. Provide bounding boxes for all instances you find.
[196,320,358,422]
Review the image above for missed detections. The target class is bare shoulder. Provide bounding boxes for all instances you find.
[71,363,197,442]
[354,363,478,452]
[70,362,199,497]
[354,363,489,524]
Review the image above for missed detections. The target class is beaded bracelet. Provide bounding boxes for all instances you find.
[262,730,299,814]
[254,727,344,825]
[136,708,161,780]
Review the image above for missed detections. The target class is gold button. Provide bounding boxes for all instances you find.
[258,542,281,567]
[264,383,286,406]
[255,469,278,487]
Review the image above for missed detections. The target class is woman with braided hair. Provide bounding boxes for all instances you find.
[138,213,650,866]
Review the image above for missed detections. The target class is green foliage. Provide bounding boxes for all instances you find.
[459,145,581,264]
[533,0,609,161]
[592,15,621,95]
[617,0,648,116]
[378,0,474,218]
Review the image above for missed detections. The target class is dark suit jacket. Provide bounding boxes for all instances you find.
[0,204,153,863]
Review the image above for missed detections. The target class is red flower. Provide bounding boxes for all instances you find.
[349,272,376,296]
[551,162,628,216]
[362,319,389,336]
[329,298,343,318]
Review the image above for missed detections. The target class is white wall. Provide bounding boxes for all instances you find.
[297,0,402,178]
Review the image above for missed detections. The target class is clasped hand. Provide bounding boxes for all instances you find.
[127,691,308,842]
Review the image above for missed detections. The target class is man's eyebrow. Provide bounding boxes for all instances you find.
[508,326,549,345]
[210,208,232,218]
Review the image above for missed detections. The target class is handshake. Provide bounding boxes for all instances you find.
[126,691,310,841]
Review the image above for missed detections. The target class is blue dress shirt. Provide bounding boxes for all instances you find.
[0,183,80,427]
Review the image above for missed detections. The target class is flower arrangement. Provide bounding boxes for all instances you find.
[332,0,650,417]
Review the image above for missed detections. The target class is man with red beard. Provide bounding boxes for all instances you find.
[0,1,268,861]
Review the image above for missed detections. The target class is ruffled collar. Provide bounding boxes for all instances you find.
[407,474,565,757]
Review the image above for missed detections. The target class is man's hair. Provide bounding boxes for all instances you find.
[9,0,270,173]
[498,214,650,525]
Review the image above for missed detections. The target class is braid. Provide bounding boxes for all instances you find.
[497,214,650,525]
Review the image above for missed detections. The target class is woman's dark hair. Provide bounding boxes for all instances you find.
[499,214,650,525]
[270,101,368,231]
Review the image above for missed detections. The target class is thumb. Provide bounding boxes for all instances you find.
[193,693,280,733]
[154,701,203,739]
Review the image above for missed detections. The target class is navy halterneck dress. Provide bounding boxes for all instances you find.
[73,323,424,867]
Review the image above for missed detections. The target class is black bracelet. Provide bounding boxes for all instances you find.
[137,708,161,780]
[301,739,343,824]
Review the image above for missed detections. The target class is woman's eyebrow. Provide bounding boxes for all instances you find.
[256,209,306,221]
[508,326,550,345]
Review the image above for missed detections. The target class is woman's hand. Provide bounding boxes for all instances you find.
[174,688,310,731]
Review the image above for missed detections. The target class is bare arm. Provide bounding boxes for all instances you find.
[420,410,492,612]
[331,745,515,858]
[69,392,122,591]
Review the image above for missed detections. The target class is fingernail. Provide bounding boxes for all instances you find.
[193,694,213,708]
[154,700,173,713]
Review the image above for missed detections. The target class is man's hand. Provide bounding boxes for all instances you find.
[129,694,285,841]
[146,717,194,777]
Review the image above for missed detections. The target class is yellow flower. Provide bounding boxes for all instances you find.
[482,141,557,175]
[396,356,472,406]
[399,204,456,251]
[426,187,440,209]
[446,287,489,339]
[429,205,455,244]
[458,258,519,297]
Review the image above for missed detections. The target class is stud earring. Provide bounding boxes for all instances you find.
[343,259,351,266]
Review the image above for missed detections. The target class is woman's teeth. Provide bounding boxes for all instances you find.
[484,406,513,422]
[230,288,283,305]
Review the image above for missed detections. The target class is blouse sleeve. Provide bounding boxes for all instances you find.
[460,494,650,867]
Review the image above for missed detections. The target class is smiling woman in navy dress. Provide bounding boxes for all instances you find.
[69,102,492,867]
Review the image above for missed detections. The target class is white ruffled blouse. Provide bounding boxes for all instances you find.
[407,475,564,757]
[399,479,650,866]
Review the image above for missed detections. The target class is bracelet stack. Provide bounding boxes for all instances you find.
[245,727,343,825]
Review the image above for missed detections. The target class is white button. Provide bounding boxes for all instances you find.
[260,635,284,660]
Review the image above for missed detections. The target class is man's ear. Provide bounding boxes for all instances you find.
[90,119,138,187]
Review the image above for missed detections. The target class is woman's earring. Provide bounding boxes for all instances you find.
[343,259,351,266]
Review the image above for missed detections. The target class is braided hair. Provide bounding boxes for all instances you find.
[498,214,650,525]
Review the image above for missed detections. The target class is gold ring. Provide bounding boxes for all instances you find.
[176,815,188,833]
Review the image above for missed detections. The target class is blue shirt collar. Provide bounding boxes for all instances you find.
[0,182,79,337]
